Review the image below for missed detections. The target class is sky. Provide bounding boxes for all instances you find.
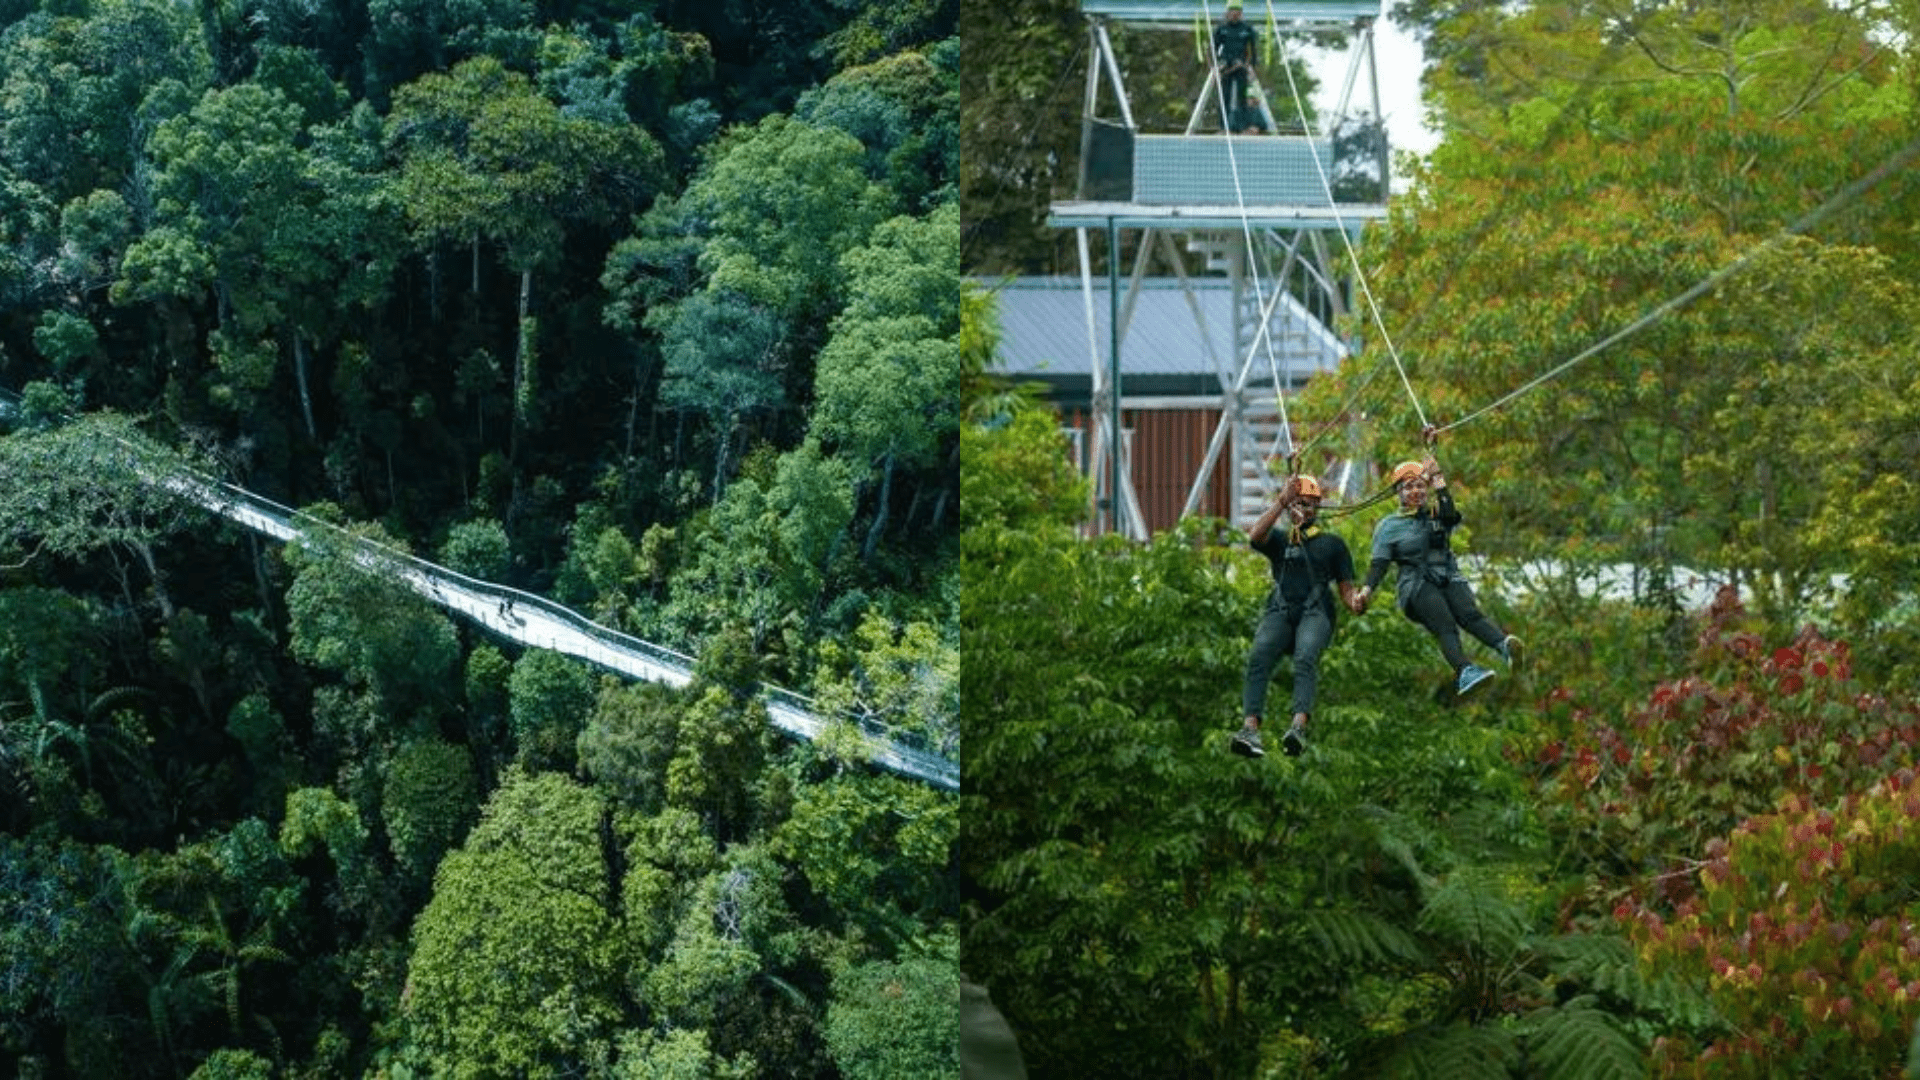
[1298,9,1437,157]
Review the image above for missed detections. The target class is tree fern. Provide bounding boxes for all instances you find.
[1544,932,1717,1031]
[1523,995,1646,1080]
[1297,908,1429,967]
[1373,1020,1518,1080]
[1416,866,1531,961]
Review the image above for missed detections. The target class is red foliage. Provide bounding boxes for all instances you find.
[1626,769,1920,1078]
[1533,595,1920,922]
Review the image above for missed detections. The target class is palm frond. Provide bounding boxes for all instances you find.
[761,971,812,1010]
[85,684,154,722]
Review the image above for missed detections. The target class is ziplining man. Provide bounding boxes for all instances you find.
[1231,475,1366,758]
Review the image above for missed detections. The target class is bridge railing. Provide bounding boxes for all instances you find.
[191,471,959,782]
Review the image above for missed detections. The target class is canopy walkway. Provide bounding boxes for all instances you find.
[0,392,959,792]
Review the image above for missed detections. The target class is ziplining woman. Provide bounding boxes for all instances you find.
[1355,456,1520,695]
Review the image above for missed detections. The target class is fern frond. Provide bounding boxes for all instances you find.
[1417,867,1529,959]
[1298,908,1429,967]
[1544,932,1718,1030]
[1375,1021,1518,1080]
[1524,995,1645,1080]
[1355,804,1440,889]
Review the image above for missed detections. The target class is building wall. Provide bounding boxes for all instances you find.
[1060,406,1233,536]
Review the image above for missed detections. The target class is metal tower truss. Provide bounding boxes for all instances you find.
[1049,0,1389,536]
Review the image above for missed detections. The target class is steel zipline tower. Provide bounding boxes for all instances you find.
[1049,0,1390,537]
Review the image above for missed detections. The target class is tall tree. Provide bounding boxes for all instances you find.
[400,769,625,1076]
[0,1,211,204]
[385,55,664,473]
[0,412,202,615]
[281,513,459,723]
[810,204,960,558]
[1297,0,1920,627]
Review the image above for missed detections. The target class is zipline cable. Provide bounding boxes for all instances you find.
[1268,6,1429,435]
[1434,130,1920,435]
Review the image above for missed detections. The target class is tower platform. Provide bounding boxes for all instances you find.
[1080,0,1381,28]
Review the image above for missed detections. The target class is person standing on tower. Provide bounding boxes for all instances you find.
[1213,3,1259,134]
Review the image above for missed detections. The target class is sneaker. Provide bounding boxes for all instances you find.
[1230,727,1265,758]
[1281,721,1307,757]
[1457,664,1496,696]
[1501,635,1523,670]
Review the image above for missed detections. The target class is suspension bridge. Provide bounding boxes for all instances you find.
[0,391,960,792]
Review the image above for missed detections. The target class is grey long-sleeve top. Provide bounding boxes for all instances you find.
[1363,488,1463,612]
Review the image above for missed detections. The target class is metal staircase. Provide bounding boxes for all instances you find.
[1184,233,1349,530]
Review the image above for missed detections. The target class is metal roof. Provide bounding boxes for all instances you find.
[978,275,1346,382]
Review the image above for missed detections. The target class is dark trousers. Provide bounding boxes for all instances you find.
[1241,592,1332,722]
[1221,65,1250,130]
[1403,578,1505,672]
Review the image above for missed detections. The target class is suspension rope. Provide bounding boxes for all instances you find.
[1201,0,1296,461]
[1267,8,1429,435]
[1434,130,1920,435]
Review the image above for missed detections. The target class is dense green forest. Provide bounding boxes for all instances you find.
[963,0,1920,1077]
[0,0,959,1076]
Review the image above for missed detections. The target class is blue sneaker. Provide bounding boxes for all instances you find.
[1457,664,1496,695]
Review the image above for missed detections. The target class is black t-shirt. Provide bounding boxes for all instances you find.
[1214,20,1256,65]
[1251,525,1355,613]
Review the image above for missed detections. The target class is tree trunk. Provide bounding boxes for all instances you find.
[293,332,317,441]
[510,268,534,469]
[929,442,957,533]
[625,352,651,459]
[863,454,895,561]
[712,412,732,503]
[506,268,534,528]
[249,532,275,623]
[132,540,175,621]
[471,234,482,295]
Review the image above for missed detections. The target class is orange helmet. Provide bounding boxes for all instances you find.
[1291,475,1324,499]
[1389,461,1426,487]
